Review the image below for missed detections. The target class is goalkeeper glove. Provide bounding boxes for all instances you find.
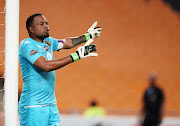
[70,39,98,62]
[83,21,102,41]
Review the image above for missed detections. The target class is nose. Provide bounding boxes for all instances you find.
[44,24,49,29]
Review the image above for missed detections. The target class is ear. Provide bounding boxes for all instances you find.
[29,26,35,34]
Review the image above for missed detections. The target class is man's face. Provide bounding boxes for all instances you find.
[31,15,50,40]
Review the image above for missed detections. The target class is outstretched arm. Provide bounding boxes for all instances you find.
[60,21,102,49]
[34,55,73,72]
[62,35,86,49]
[34,39,97,72]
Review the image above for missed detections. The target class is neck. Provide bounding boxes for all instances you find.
[34,38,44,43]
[29,34,44,43]
[31,37,43,43]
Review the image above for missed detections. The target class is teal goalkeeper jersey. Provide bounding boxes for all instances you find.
[19,37,63,107]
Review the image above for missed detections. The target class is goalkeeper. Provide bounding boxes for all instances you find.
[18,13,101,126]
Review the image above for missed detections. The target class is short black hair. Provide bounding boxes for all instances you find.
[26,13,42,33]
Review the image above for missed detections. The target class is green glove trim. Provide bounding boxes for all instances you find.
[83,33,91,42]
[70,52,80,62]
[88,45,93,54]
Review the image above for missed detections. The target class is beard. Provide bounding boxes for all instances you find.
[36,33,49,41]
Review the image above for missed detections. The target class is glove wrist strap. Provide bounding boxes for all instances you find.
[70,52,80,62]
[83,33,91,42]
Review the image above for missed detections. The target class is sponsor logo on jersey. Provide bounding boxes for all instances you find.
[45,41,51,46]
[29,50,38,56]
[44,46,49,51]
[24,40,31,45]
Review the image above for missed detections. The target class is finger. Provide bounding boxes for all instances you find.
[90,21,97,29]
[89,44,97,53]
[95,27,102,31]
[88,53,98,57]
[95,34,100,38]
[84,39,93,46]
[95,31,101,34]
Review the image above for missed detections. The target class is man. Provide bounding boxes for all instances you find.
[140,73,165,126]
[19,13,101,126]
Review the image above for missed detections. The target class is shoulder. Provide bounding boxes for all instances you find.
[19,38,37,54]
[44,37,59,51]
[44,36,57,43]
[19,38,34,48]
[154,86,163,92]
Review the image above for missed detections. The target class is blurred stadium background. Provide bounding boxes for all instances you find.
[0,0,180,125]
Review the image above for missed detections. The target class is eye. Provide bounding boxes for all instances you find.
[46,22,48,25]
[40,23,43,26]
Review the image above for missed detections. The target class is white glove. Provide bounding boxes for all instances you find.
[83,21,102,41]
[70,39,98,62]
[88,21,102,39]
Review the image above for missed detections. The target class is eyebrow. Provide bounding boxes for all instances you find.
[40,21,48,24]
[40,21,47,23]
